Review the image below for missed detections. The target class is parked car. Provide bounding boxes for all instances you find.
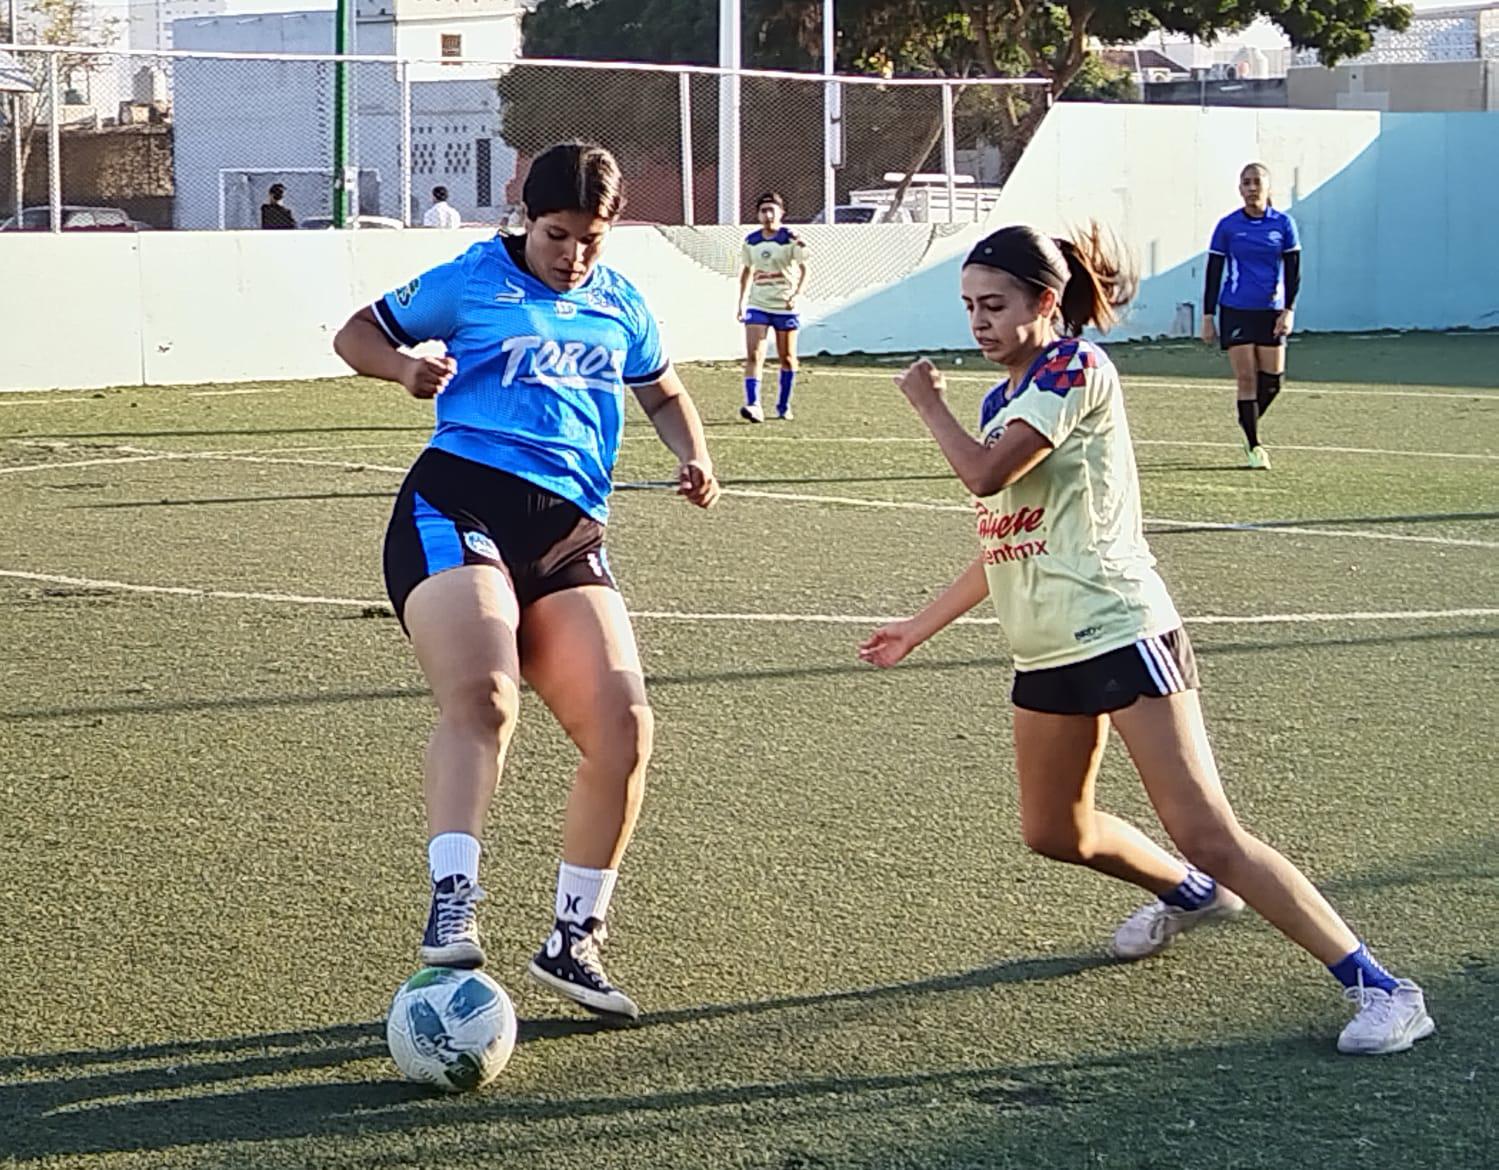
[807,203,914,224]
[0,205,149,231]
[299,214,405,230]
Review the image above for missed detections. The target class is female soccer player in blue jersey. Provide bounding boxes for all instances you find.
[334,142,720,1020]
[859,224,1432,1055]
[1202,163,1300,470]
[737,191,809,422]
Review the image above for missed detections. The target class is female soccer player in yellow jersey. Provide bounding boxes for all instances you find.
[736,191,808,422]
[858,224,1434,1055]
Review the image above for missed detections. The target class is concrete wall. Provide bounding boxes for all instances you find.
[1288,61,1498,111]
[4,103,1499,391]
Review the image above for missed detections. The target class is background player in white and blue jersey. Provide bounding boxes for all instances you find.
[1202,163,1301,470]
[333,142,720,1021]
[737,191,809,422]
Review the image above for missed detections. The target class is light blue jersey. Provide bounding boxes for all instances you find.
[373,235,669,521]
[1208,207,1300,311]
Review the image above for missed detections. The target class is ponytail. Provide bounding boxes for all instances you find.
[1052,223,1136,336]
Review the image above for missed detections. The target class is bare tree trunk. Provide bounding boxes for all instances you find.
[884,107,945,221]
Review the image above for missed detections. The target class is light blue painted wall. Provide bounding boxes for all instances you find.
[815,104,1499,351]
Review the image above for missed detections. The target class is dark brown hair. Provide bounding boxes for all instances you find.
[965,223,1136,336]
[523,141,625,220]
[1241,161,1272,207]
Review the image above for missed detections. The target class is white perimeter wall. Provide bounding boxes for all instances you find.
[4,103,1498,391]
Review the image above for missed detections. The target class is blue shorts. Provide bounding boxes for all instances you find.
[744,308,800,332]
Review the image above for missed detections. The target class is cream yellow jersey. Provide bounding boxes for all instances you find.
[975,338,1180,671]
[741,228,808,312]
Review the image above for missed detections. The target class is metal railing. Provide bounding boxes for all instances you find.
[0,43,1050,233]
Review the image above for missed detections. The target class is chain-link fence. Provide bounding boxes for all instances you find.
[0,44,1049,232]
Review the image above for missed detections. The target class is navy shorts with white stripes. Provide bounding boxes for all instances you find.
[1011,628,1200,716]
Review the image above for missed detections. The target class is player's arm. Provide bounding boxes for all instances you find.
[333,307,454,399]
[335,258,466,398]
[788,236,809,305]
[895,360,1052,496]
[858,555,988,667]
[633,368,720,509]
[1277,237,1301,336]
[737,264,752,319]
[1202,219,1228,342]
[788,261,808,306]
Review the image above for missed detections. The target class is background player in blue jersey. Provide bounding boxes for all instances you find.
[737,192,809,422]
[333,142,720,1020]
[1201,163,1301,471]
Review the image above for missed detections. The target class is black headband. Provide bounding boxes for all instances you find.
[964,229,1068,294]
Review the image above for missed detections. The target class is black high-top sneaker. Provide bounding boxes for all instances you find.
[528,917,639,1020]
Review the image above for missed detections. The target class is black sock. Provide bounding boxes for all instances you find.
[1256,370,1282,417]
[1237,399,1260,448]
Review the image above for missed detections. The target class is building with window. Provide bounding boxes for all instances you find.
[170,1,530,228]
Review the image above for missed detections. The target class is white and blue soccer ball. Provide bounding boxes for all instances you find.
[386,967,517,1092]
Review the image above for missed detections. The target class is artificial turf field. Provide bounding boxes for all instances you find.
[2,333,1495,1169]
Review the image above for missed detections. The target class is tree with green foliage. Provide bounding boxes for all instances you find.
[500,0,1411,219]
[515,0,1412,91]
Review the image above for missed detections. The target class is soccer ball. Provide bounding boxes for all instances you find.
[386,967,517,1092]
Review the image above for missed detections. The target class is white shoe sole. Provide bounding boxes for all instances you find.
[739,407,764,424]
[1107,889,1246,961]
[527,961,640,1021]
[1338,1012,1436,1056]
[420,941,485,969]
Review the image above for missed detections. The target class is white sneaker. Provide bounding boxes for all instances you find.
[739,403,764,423]
[1108,885,1245,961]
[1337,979,1435,1055]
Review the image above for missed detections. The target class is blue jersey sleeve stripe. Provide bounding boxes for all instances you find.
[624,361,670,387]
[373,298,420,349]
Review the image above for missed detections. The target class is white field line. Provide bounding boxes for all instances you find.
[811,368,1499,402]
[0,397,98,407]
[1144,515,1499,550]
[5,446,1494,550]
[1133,438,1497,461]
[625,431,1498,461]
[4,569,1497,629]
[692,485,1498,549]
[0,452,186,475]
[186,387,294,397]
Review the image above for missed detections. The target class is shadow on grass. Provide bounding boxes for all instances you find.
[1148,509,1499,536]
[1,958,1492,1165]
[18,426,424,441]
[80,491,393,510]
[1107,331,1499,389]
[7,624,1496,725]
[0,952,1108,1158]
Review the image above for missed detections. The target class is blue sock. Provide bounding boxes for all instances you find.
[1328,943,1399,993]
[744,377,759,406]
[777,368,796,413]
[1159,865,1216,910]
